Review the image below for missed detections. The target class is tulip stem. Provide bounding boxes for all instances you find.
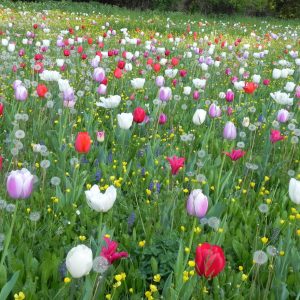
[98,213,103,240]
[184,217,197,267]
[216,154,226,202]
[0,202,18,268]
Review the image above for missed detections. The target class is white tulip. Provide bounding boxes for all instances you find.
[117,113,133,129]
[58,79,71,92]
[96,95,121,109]
[131,78,145,89]
[159,58,168,66]
[272,69,281,79]
[289,178,300,205]
[284,82,296,92]
[7,43,15,52]
[183,86,191,95]
[56,59,65,67]
[85,185,117,212]
[233,81,245,90]
[40,70,62,82]
[66,245,93,278]
[192,109,207,125]
[124,63,132,71]
[252,74,261,84]
[165,69,178,78]
[270,91,293,105]
[192,78,206,89]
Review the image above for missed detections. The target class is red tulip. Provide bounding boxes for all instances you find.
[64,49,70,57]
[36,84,48,98]
[195,243,226,279]
[77,45,83,54]
[75,132,91,153]
[270,129,285,144]
[0,155,2,170]
[224,149,246,161]
[34,53,43,61]
[171,57,179,66]
[153,63,161,73]
[179,69,187,77]
[114,68,122,79]
[87,37,93,45]
[167,155,185,175]
[133,107,146,123]
[100,237,128,264]
[147,58,153,65]
[117,60,125,69]
[0,102,4,116]
[243,82,257,94]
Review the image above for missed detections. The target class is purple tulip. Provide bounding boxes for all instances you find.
[208,103,221,118]
[223,121,237,140]
[225,68,231,75]
[158,113,167,124]
[15,85,28,101]
[276,109,289,123]
[225,90,234,102]
[93,67,105,82]
[155,76,165,87]
[186,189,208,218]
[97,84,107,95]
[159,87,172,102]
[6,168,34,199]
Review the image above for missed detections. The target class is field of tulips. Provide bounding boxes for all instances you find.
[0,1,300,299]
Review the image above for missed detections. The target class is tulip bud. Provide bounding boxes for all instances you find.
[223,121,237,140]
[158,113,167,124]
[117,113,133,129]
[66,245,93,278]
[276,109,289,123]
[208,104,221,118]
[289,178,300,204]
[159,87,172,102]
[186,189,208,218]
[192,109,207,125]
[6,169,34,199]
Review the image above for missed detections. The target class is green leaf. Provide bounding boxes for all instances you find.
[0,265,7,288]
[0,271,20,300]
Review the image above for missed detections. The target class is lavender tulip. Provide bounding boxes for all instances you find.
[155,76,165,87]
[223,121,237,140]
[186,189,208,218]
[276,109,289,123]
[6,168,34,199]
[63,87,75,102]
[13,80,22,90]
[15,85,28,101]
[97,84,107,95]
[93,67,105,83]
[209,103,221,118]
[159,87,172,102]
